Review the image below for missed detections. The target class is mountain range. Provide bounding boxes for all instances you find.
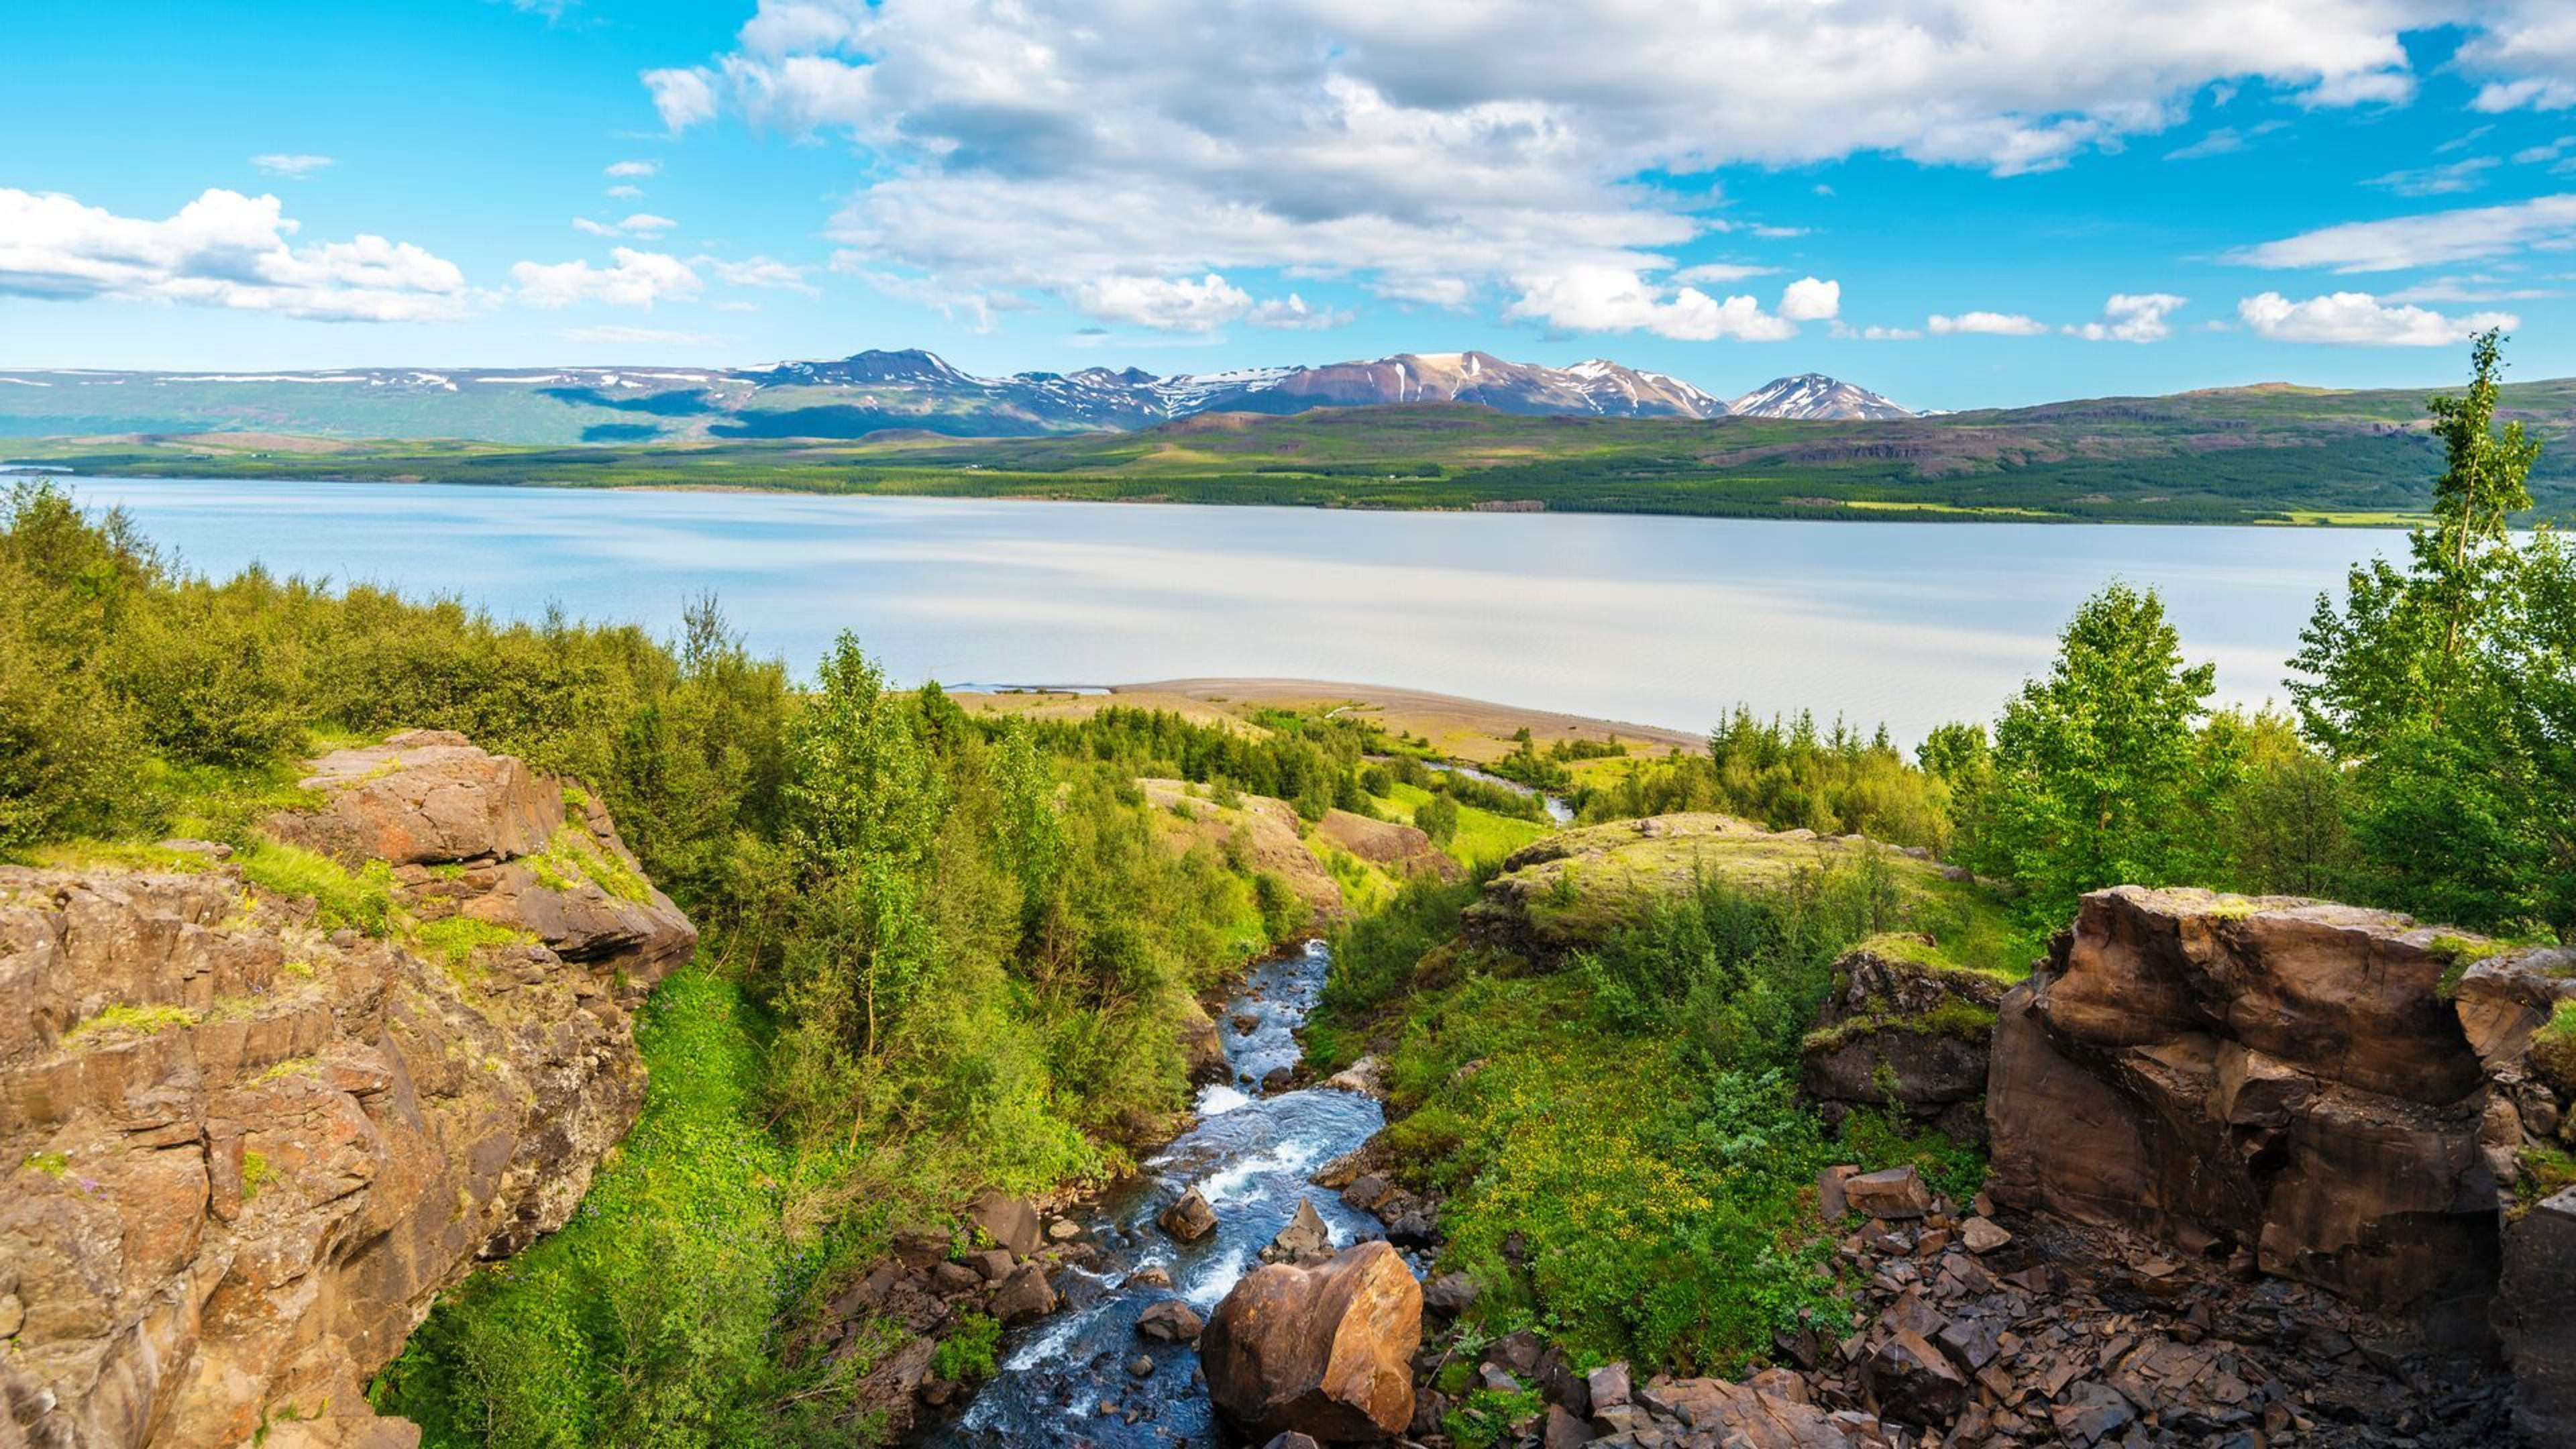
[0,350,1913,446]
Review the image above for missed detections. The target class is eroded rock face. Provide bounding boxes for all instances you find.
[1987,887,2575,1342]
[1202,1240,1421,1442]
[1801,941,2007,1144]
[0,733,694,1448]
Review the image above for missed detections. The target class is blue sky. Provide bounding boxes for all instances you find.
[7,2,2576,411]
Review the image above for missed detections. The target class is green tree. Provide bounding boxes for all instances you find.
[1975,582,2230,922]
[2290,331,2571,934]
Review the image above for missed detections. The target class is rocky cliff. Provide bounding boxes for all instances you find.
[1988,886,2576,1434]
[0,731,694,1448]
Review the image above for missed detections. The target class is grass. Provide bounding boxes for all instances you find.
[61,1002,200,1045]
[21,839,215,873]
[524,825,653,904]
[24,1150,70,1177]
[241,1149,274,1199]
[415,916,539,982]
[929,1312,1000,1382]
[233,835,404,936]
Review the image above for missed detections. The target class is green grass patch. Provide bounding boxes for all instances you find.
[416,915,538,973]
[21,838,214,873]
[241,1148,274,1199]
[524,825,653,904]
[234,835,403,936]
[23,1150,70,1177]
[929,1311,1000,1383]
[62,1002,200,1045]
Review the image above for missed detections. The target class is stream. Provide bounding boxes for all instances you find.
[924,940,1388,1447]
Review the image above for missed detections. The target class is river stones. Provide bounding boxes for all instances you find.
[1137,1299,1205,1342]
[1263,1197,1333,1263]
[1203,1241,1421,1442]
[1160,1186,1219,1242]
[989,1263,1057,1322]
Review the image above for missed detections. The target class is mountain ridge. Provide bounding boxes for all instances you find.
[0,348,1915,445]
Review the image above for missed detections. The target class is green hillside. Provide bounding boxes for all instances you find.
[15,375,2576,525]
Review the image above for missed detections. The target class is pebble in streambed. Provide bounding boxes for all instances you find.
[923,941,1387,1448]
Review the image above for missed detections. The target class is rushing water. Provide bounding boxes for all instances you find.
[50,476,2405,745]
[926,941,1384,1447]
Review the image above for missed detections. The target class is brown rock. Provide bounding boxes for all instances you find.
[989,1263,1056,1322]
[1263,1196,1332,1263]
[1160,1185,1219,1242]
[1651,1377,1868,1447]
[1201,1241,1421,1442]
[0,735,695,1449]
[2498,1185,2576,1442]
[1818,1165,1860,1224]
[1543,1403,1595,1448]
[969,1190,1041,1257]
[1138,1298,1205,1342]
[1960,1216,2012,1254]
[1986,888,2510,1322]
[1863,1329,1969,1425]
[1843,1167,1932,1220]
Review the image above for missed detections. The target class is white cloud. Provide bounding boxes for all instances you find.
[606,184,644,199]
[1778,276,1840,322]
[1505,265,1802,341]
[511,248,702,309]
[1672,262,1774,284]
[0,186,471,322]
[555,325,722,347]
[1927,311,2047,336]
[643,0,2461,327]
[2381,274,2560,303]
[1073,274,1254,332]
[1858,325,1924,340]
[606,160,661,178]
[2458,3,2576,113]
[642,66,719,130]
[2236,290,2518,345]
[2363,156,2499,197]
[1246,293,1350,330]
[706,255,820,295]
[572,213,679,239]
[2064,292,2186,342]
[2227,194,2576,272]
[251,154,335,179]
[2516,136,2576,164]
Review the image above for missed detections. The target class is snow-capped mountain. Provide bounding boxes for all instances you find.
[1727,373,1916,421]
[0,350,1918,445]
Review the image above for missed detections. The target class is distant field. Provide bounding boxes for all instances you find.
[13,375,2575,525]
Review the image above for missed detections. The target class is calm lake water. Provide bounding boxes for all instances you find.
[56,476,2405,744]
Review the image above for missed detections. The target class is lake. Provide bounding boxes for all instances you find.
[54,476,2404,744]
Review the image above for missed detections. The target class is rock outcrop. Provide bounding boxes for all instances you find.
[1801,938,2009,1144]
[1988,886,2576,1357]
[1201,1240,1421,1442]
[1139,779,1343,922]
[0,731,694,1448]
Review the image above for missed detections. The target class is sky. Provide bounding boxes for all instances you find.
[7,2,2576,411]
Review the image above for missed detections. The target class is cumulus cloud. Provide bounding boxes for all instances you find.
[639,0,2462,326]
[1505,265,1813,341]
[642,66,719,129]
[1928,311,2047,336]
[0,186,471,322]
[2229,194,2576,272]
[705,255,820,295]
[1778,276,1840,322]
[1071,274,1260,333]
[2064,292,2186,342]
[1247,294,1350,330]
[251,154,334,179]
[2237,290,2518,345]
[511,248,702,309]
[606,184,643,199]
[605,160,660,178]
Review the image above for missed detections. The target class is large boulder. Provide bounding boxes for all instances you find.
[0,734,694,1448]
[1201,1240,1421,1442]
[271,731,696,991]
[1987,887,2576,1339]
[2498,1186,2576,1440]
[1801,937,2008,1143]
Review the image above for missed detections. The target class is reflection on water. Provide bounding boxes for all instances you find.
[61,478,2400,743]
